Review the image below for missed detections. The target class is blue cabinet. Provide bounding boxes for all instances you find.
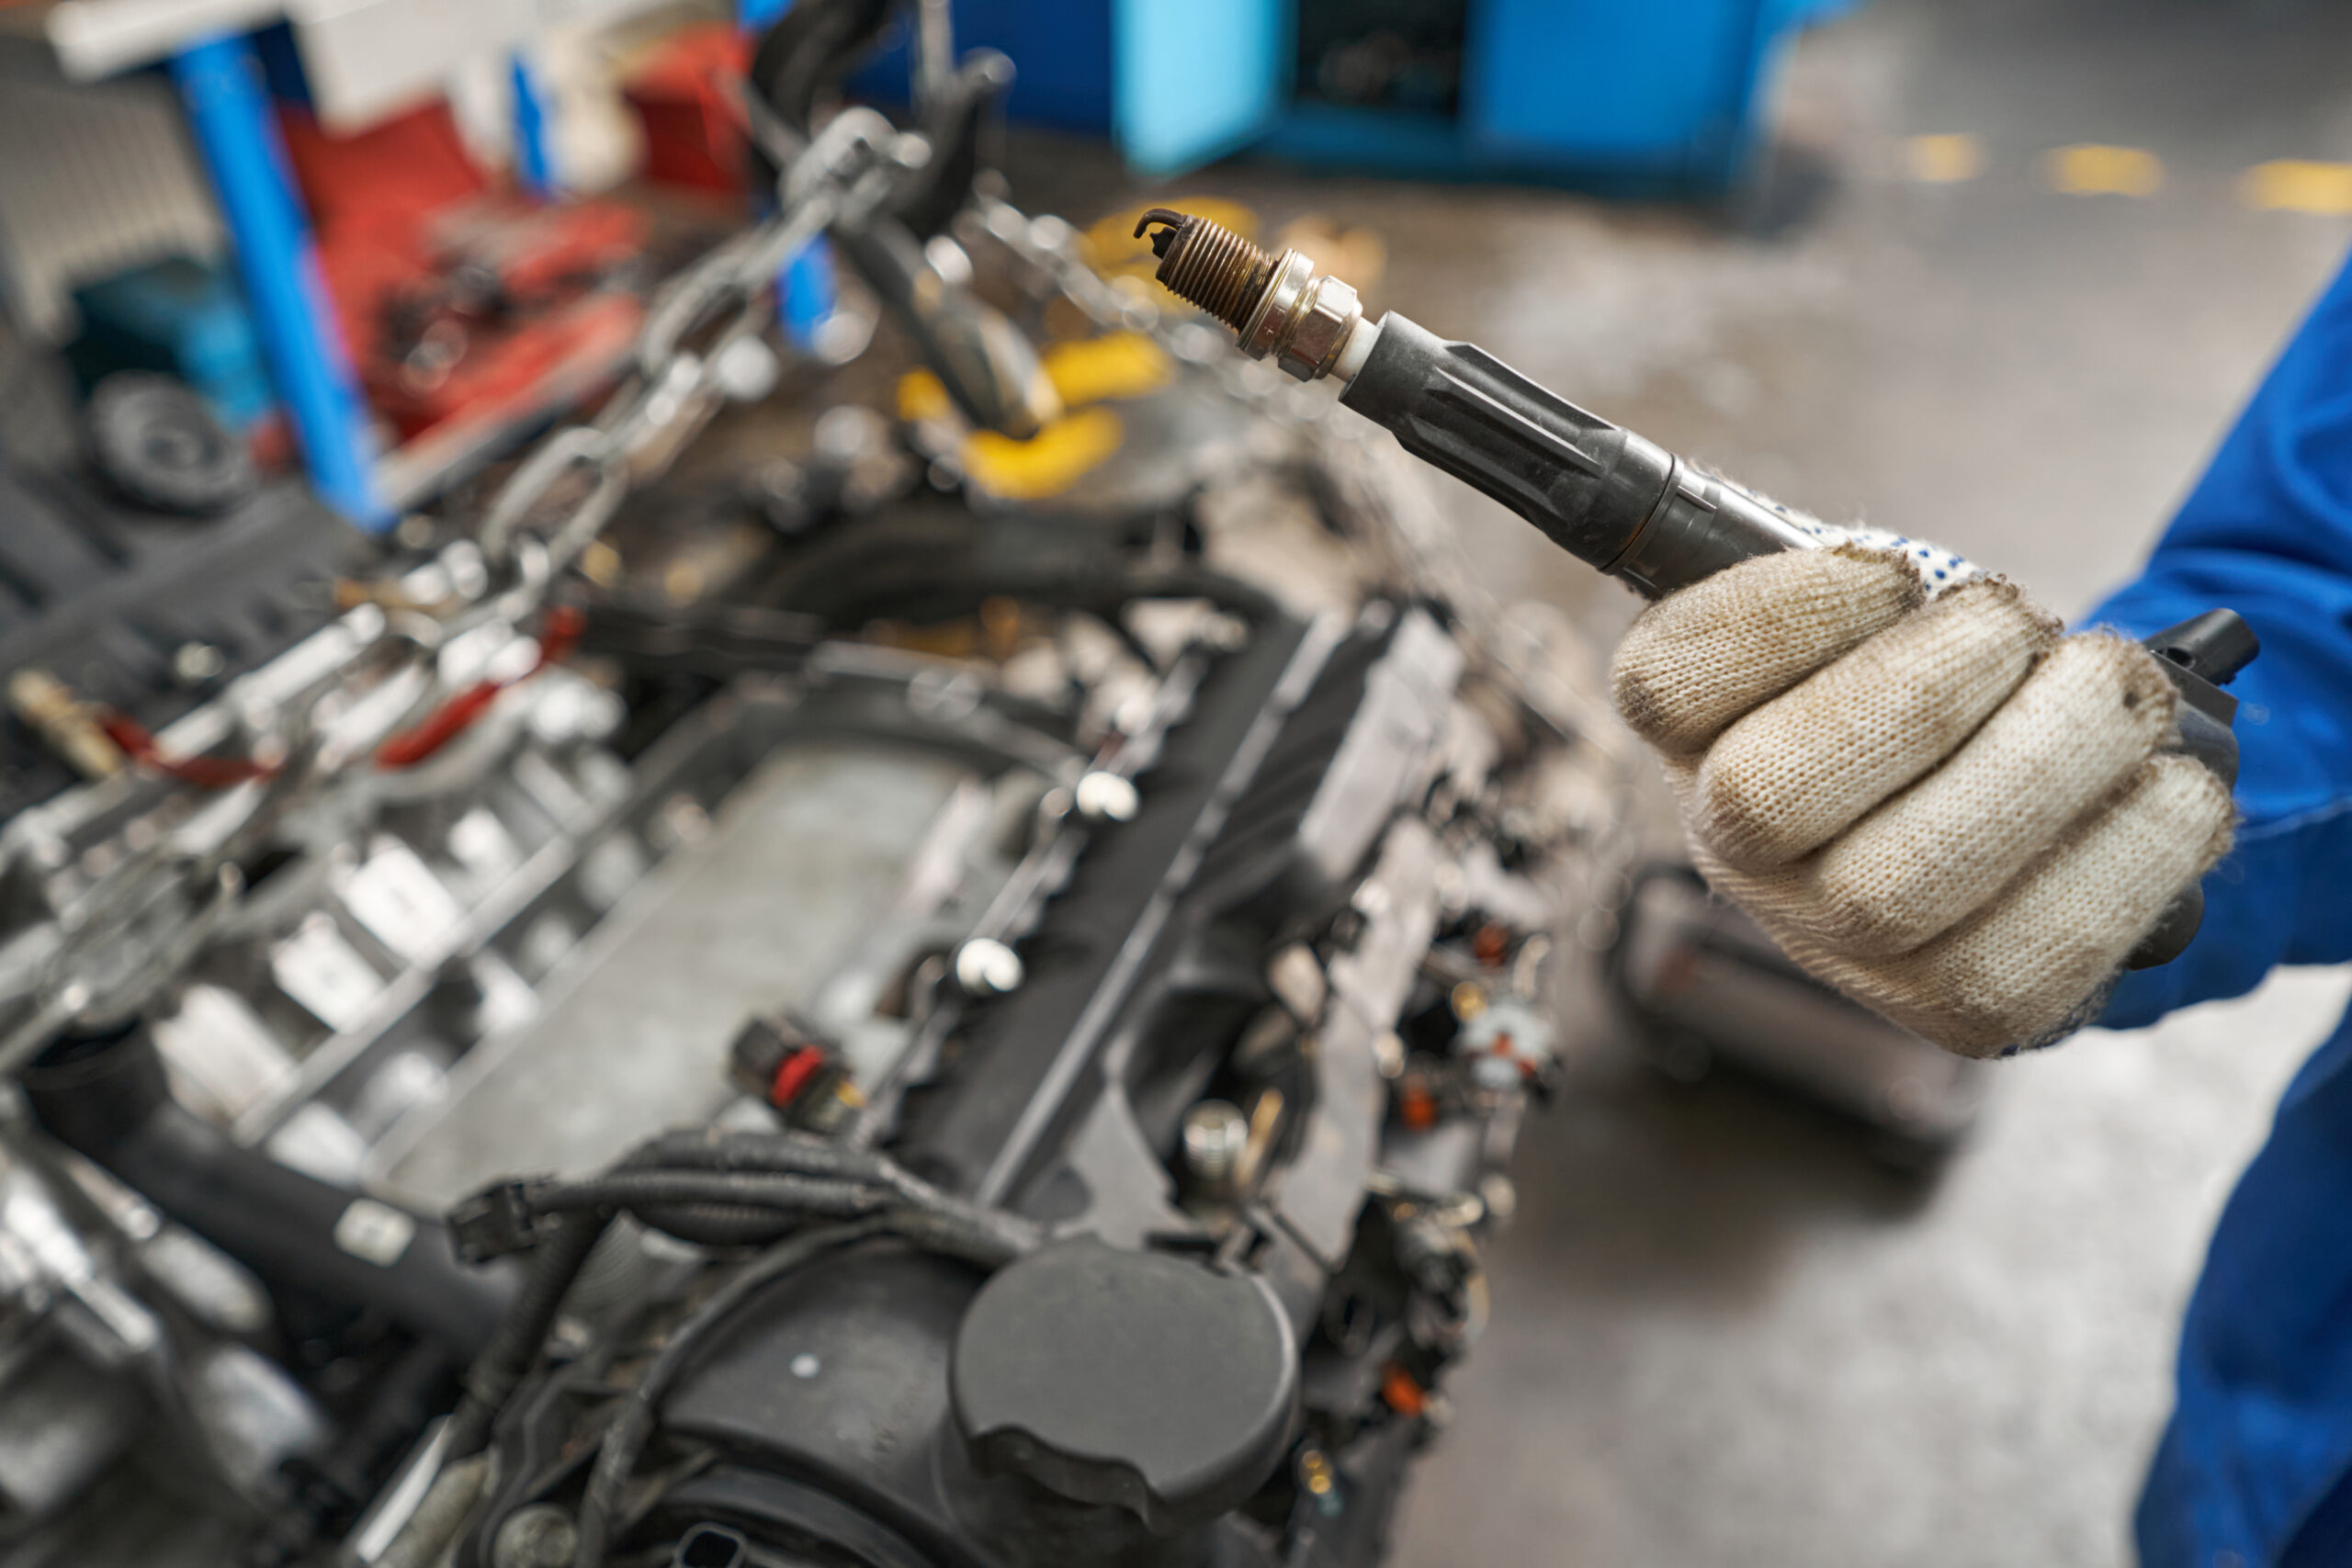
[1115,0,1286,175]
[1462,0,1856,184]
[854,0,1857,190]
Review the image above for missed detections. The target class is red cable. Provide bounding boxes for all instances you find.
[91,606,587,787]
[375,605,585,770]
[373,679,508,769]
[535,604,587,666]
[96,712,277,789]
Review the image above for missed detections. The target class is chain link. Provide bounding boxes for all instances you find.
[4,98,1610,1054]
[475,107,915,582]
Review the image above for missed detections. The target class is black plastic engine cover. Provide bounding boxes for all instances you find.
[652,1238,1300,1568]
[951,1239,1298,1535]
[654,1243,984,1565]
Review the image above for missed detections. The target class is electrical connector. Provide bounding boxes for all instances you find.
[447,1179,545,1262]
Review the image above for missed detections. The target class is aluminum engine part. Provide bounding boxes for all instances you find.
[0,1119,327,1558]
[374,710,1064,1209]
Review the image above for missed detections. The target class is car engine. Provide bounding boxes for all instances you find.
[0,8,1632,1565]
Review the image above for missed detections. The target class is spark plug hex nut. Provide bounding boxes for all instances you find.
[1273,275,1362,381]
[1238,250,1316,363]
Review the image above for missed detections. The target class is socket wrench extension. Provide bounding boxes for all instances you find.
[1134,209,2256,968]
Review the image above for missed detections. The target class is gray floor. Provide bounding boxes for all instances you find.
[1017,2,2352,1562]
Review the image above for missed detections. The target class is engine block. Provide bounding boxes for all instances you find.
[0,162,1615,1563]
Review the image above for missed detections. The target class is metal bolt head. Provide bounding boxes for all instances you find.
[1073,771,1139,822]
[712,335,781,403]
[1181,1100,1249,1194]
[955,938,1024,995]
[171,641,226,687]
[1478,1172,1518,1224]
[814,402,891,466]
[1274,274,1361,382]
[492,1504,578,1568]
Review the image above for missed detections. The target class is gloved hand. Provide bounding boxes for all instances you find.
[1610,534,2236,1056]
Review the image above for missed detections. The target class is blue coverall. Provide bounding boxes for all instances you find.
[2090,245,2352,1568]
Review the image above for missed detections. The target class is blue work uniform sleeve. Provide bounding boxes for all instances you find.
[2093,245,2352,1028]
[2089,244,2352,1568]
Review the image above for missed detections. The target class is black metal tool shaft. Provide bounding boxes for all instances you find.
[1338,313,1821,597]
[1135,208,1819,597]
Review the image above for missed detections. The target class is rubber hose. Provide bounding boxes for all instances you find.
[443,1212,607,1458]
[527,1169,892,1219]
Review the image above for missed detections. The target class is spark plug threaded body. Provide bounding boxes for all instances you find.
[1136,209,1275,330]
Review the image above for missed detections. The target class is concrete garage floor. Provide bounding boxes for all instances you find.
[1001,1,2352,1563]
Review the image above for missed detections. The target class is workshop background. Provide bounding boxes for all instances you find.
[6,0,2352,1564]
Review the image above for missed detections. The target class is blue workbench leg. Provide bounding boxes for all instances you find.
[732,0,834,352]
[780,240,837,352]
[170,33,387,528]
[509,52,555,199]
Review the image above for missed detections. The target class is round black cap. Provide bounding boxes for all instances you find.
[87,372,257,517]
[950,1238,1297,1534]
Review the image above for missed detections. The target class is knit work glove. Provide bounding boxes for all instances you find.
[1611,534,2236,1057]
